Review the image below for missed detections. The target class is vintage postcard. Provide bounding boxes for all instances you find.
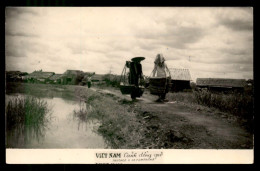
[5,7,254,164]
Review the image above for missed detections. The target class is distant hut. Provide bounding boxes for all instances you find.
[91,74,105,84]
[48,74,63,84]
[169,68,192,92]
[26,71,54,83]
[61,70,84,85]
[6,71,28,82]
[81,72,95,86]
[196,78,247,93]
[84,72,95,76]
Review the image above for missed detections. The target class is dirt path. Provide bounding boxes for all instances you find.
[90,86,253,149]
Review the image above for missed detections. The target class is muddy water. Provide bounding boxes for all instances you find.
[6,94,108,148]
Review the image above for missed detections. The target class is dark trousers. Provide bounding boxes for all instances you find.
[87,82,91,88]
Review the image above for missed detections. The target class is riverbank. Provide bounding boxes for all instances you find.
[6,83,108,148]
[73,85,253,149]
[6,82,75,99]
[6,83,254,149]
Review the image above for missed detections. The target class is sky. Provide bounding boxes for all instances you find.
[5,7,253,82]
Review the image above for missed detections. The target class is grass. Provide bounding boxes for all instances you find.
[167,90,253,118]
[166,91,197,104]
[6,96,52,148]
[72,85,254,148]
[73,87,196,149]
[73,88,154,148]
[167,90,254,132]
[73,89,198,149]
[194,90,253,118]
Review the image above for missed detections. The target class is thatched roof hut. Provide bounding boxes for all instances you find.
[49,74,63,84]
[6,71,28,82]
[91,74,105,82]
[63,70,84,78]
[61,70,84,85]
[196,78,247,88]
[168,68,192,92]
[196,78,247,93]
[26,71,54,83]
[26,71,54,79]
[169,68,192,81]
[49,74,63,81]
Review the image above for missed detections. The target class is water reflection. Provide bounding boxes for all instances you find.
[6,94,108,148]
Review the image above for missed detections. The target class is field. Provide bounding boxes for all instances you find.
[6,82,254,149]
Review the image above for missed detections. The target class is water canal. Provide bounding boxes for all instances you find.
[6,94,108,148]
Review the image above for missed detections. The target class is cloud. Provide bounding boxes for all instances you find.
[159,26,206,49]
[221,47,252,56]
[5,8,41,40]
[66,39,112,55]
[137,39,160,51]
[220,18,253,31]
[5,29,39,37]
[191,62,252,74]
[6,36,51,57]
[134,11,207,50]
[214,8,253,32]
[5,47,27,57]
[5,7,254,81]
[188,51,253,65]
[6,7,39,17]
[66,42,85,54]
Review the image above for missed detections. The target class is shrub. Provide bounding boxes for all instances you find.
[103,74,121,87]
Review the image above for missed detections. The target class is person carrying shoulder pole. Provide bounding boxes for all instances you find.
[87,76,92,88]
[151,53,171,101]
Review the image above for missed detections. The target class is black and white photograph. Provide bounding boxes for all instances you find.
[5,7,254,164]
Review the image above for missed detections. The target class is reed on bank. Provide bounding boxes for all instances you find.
[6,96,52,148]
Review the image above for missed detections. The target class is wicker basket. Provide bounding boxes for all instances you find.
[120,85,135,94]
[149,86,166,94]
[149,77,172,95]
